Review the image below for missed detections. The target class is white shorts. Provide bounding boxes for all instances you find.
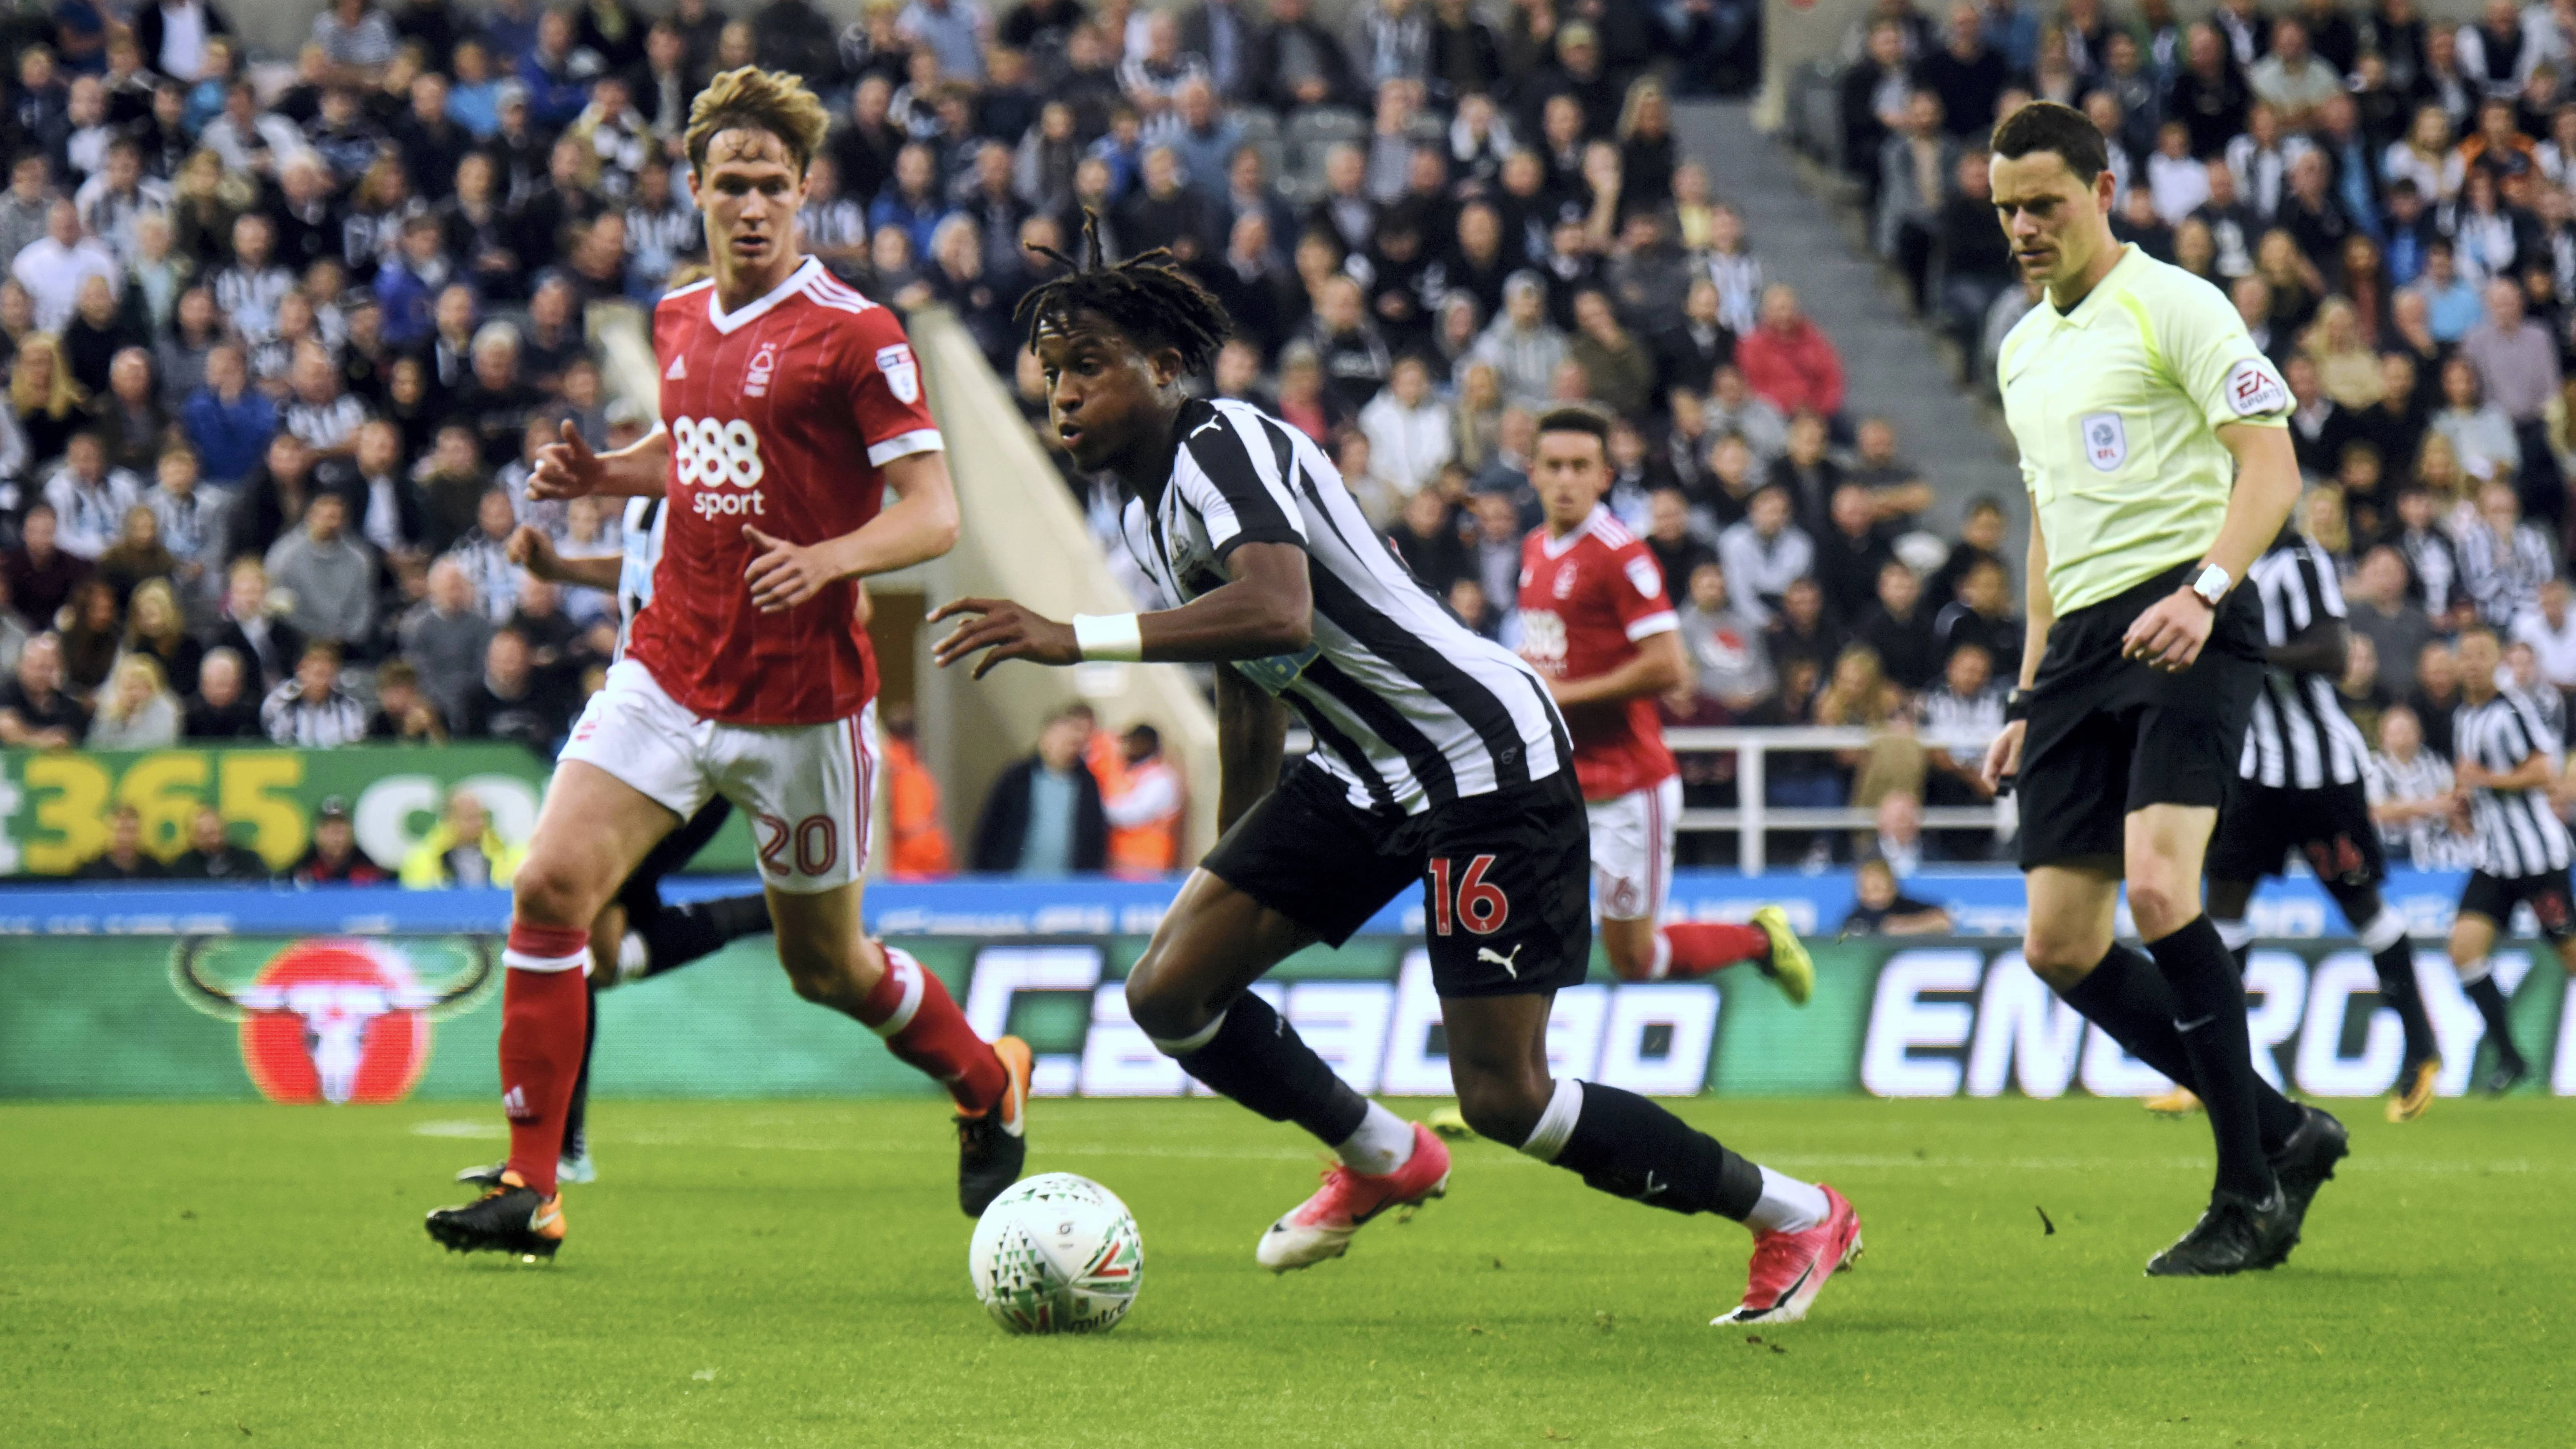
[560,659,877,893]
[1588,775,1681,922]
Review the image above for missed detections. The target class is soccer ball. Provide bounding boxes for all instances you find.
[969,1173,1143,1335]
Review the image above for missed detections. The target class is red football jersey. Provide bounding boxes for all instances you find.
[625,258,942,725]
[1515,507,1680,799]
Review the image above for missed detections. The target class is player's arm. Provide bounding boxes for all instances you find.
[2267,613,2348,677]
[527,419,669,500]
[1214,655,1289,833]
[1547,630,1687,707]
[1982,516,2055,789]
[504,525,620,591]
[929,540,1314,679]
[742,449,961,613]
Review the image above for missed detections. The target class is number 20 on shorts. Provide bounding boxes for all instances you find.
[1427,855,1510,936]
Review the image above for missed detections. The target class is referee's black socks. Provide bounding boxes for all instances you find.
[2145,915,2278,1200]
[2058,941,2304,1152]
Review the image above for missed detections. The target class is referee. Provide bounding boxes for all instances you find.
[1977,103,2345,1277]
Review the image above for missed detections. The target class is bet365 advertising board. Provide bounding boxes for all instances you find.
[3,934,2566,1105]
[0,745,759,877]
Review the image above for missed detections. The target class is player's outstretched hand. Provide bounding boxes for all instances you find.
[528,419,601,500]
[928,597,1080,679]
[2120,588,2213,672]
[741,525,844,613]
[503,524,560,580]
[1981,718,2024,792]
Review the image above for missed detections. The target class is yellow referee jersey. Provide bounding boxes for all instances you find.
[1998,244,2291,614]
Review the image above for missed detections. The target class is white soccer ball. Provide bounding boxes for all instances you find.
[969,1172,1143,1335]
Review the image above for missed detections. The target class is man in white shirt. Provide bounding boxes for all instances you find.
[1355,354,1453,503]
[10,199,119,332]
[2510,575,2576,690]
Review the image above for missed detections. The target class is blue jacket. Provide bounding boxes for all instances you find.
[375,260,440,349]
[181,387,279,485]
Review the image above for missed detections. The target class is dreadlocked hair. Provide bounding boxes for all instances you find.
[1015,211,1233,375]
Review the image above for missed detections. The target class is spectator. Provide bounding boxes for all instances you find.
[1471,272,1567,410]
[1919,638,2004,802]
[1735,283,1844,422]
[1840,854,1953,934]
[183,646,261,739]
[2367,703,2475,868]
[399,787,524,888]
[2348,545,2439,697]
[454,625,569,749]
[75,803,166,880]
[970,705,1109,876]
[1674,560,1775,718]
[2429,354,2520,484]
[1390,487,1471,596]
[1932,555,2024,681]
[1876,89,1955,310]
[12,198,117,332]
[1641,487,1716,597]
[1096,722,1184,878]
[42,430,142,561]
[1703,363,1787,464]
[2408,639,2464,758]
[180,344,278,487]
[2512,577,2576,694]
[1916,3,2009,141]
[10,332,87,471]
[0,573,23,676]
[1356,354,1454,502]
[167,804,269,880]
[87,651,181,748]
[1765,575,1845,684]
[2459,479,2556,627]
[1814,483,1896,625]
[94,504,178,609]
[1566,288,1656,417]
[293,795,392,884]
[1856,558,1941,691]
[444,488,525,623]
[262,492,376,649]
[261,639,367,746]
[879,703,954,878]
[56,577,120,696]
[2,503,90,630]
[365,657,446,742]
[0,633,87,746]
[2459,277,2563,505]
[1717,483,1812,624]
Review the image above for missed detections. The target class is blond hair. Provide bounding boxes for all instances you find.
[10,332,83,419]
[685,66,832,177]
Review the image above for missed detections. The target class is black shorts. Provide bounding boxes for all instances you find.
[2206,779,2385,891]
[1202,760,1592,997]
[2457,868,2576,942]
[618,797,734,913]
[2016,561,2265,870]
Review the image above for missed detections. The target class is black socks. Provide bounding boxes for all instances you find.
[635,893,773,978]
[2461,973,2527,1068]
[2368,939,2440,1067]
[1543,1081,1765,1220]
[2058,941,2305,1151]
[1166,991,1370,1146]
[2145,915,2277,1200]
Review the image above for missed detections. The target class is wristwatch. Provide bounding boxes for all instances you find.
[2189,563,2231,609]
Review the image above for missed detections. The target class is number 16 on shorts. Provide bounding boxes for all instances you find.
[1427,855,1510,935]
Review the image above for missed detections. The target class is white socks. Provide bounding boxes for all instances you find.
[1743,1166,1828,1234]
[1334,1100,1418,1176]
[2358,909,2408,953]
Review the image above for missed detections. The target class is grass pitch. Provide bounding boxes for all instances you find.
[2,1095,2565,1447]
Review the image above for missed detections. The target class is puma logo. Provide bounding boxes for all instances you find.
[1476,944,1525,978]
[1641,1171,1666,1200]
[1190,416,1224,438]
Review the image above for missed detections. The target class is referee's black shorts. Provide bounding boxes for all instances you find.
[2016,560,2265,870]
[2207,778,2386,891]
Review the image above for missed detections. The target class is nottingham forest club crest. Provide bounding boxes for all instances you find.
[171,937,495,1105]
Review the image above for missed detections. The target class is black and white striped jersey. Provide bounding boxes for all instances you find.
[2239,536,2371,789]
[1119,397,1569,814]
[2452,686,2572,877]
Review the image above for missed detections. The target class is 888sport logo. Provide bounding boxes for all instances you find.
[672,416,767,518]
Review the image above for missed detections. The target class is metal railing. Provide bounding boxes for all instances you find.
[1665,726,2011,877]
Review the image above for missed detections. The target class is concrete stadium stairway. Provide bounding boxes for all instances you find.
[1676,102,2019,539]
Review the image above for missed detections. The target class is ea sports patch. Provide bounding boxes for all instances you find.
[2225,357,2288,417]
[876,343,921,404]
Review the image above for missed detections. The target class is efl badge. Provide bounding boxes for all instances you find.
[2080,412,2127,472]
[877,344,921,404]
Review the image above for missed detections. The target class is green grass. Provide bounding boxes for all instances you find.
[2,1096,2566,1447]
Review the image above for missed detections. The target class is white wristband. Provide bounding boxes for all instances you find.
[1072,612,1144,662]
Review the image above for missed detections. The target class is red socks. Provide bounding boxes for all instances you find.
[1661,923,1771,979]
[859,944,1007,1114]
[498,921,591,1197]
